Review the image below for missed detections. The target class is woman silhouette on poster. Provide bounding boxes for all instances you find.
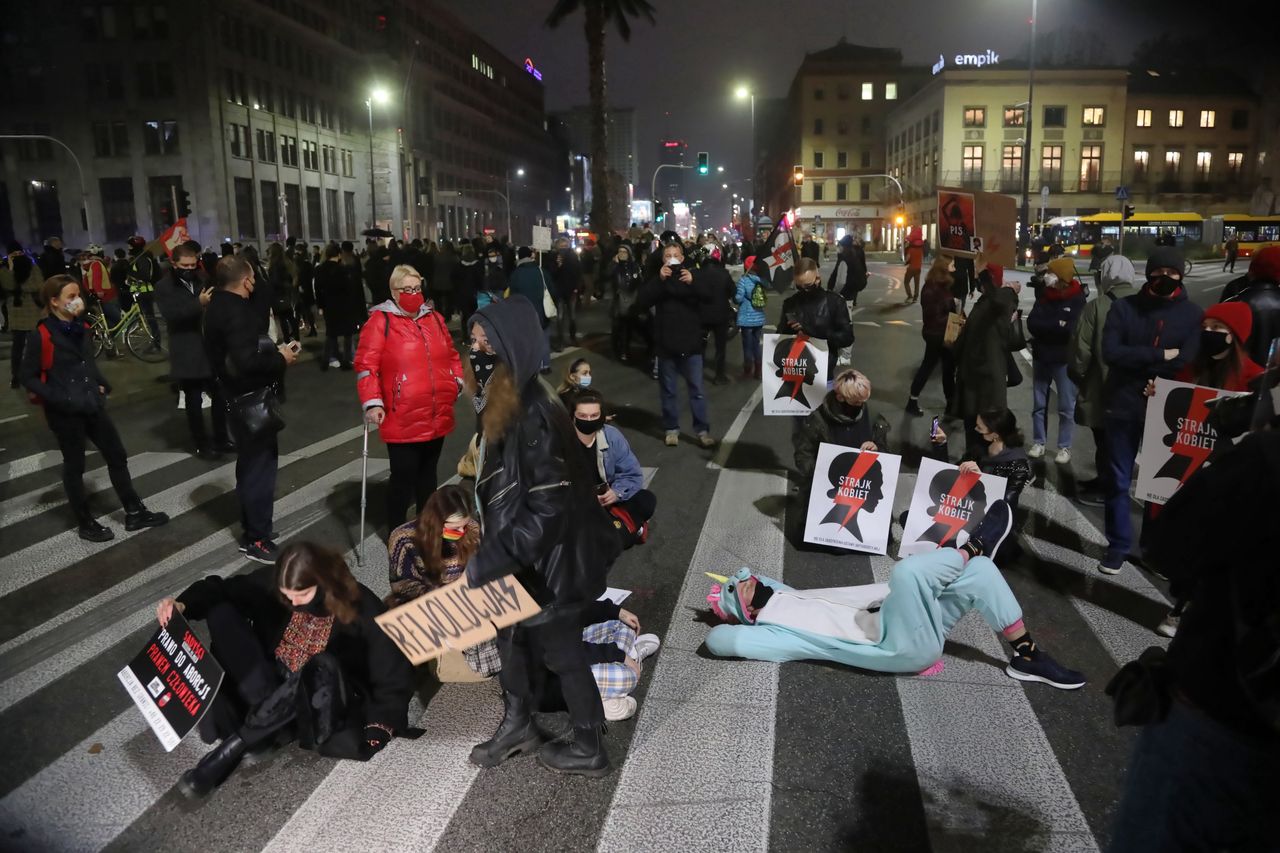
[772,336,820,408]
[915,467,989,548]
[821,450,885,542]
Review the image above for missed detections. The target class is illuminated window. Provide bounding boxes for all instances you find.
[1003,106,1025,127]
[1195,150,1212,178]
[1041,145,1063,187]
[1079,145,1102,191]
[861,82,873,100]
[961,145,983,182]
[1165,150,1182,173]
[1135,109,1152,127]
[1168,109,1184,128]
[1082,106,1106,126]
[1227,150,1244,177]
[885,82,897,100]
[1133,149,1150,179]
[962,106,985,127]
[1001,144,1022,187]
[1199,110,1215,128]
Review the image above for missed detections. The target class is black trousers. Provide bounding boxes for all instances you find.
[909,335,956,401]
[498,609,603,730]
[235,428,278,542]
[323,333,352,367]
[617,489,657,525]
[178,379,229,450]
[554,296,577,346]
[430,289,454,322]
[385,437,444,533]
[10,330,29,381]
[702,322,728,378]
[45,408,141,520]
[138,293,161,347]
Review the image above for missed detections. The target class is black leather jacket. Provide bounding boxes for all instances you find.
[1225,281,1280,367]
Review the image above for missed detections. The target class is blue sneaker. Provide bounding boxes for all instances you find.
[1006,649,1087,690]
[968,499,1013,560]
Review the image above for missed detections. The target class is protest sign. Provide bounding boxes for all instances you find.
[936,187,1017,268]
[118,612,224,751]
[803,443,902,554]
[763,333,829,415]
[375,576,541,666]
[1135,378,1250,504]
[899,456,1007,556]
[531,225,552,252]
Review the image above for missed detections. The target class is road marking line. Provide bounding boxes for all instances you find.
[707,386,762,470]
[0,452,188,527]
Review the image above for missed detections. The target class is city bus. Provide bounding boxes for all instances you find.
[1030,212,1204,259]
[1206,214,1280,257]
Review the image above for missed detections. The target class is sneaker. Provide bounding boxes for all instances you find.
[1006,649,1087,690]
[1155,612,1180,638]
[1028,443,1045,459]
[1054,447,1072,464]
[78,519,115,543]
[124,508,170,531]
[602,697,637,722]
[664,431,679,447]
[328,357,341,368]
[696,432,716,449]
[1097,553,1124,575]
[905,398,924,417]
[632,634,661,662]
[243,539,280,564]
[1076,488,1106,508]
[967,499,1013,560]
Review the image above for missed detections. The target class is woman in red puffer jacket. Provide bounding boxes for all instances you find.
[355,264,464,536]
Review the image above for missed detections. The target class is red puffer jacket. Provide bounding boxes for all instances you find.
[355,303,464,443]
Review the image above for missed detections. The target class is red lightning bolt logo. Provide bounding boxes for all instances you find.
[833,452,879,527]
[783,334,810,400]
[935,470,982,545]
[1169,387,1216,484]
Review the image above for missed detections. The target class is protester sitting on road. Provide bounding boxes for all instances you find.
[780,257,854,388]
[571,388,656,547]
[930,407,1033,522]
[906,254,958,417]
[703,500,1085,689]
[20,274,170,542]
[155,542,414,799]
[356,264,464,536]
[578,602,661,722]
[794,368,889,481]
[557,357,594,409]
[1026,257,1086,464]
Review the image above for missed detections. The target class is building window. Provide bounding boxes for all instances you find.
[1168,109,1184,128]
[962,145,984,186]
[325,188,340,238]
[1003,106,1025,127]
[91,121,129,157]
[1079,145,1103,191]
[344,192,357,239]
[860,149,872,168]
[233,179,257,239]
[255,129,276,163]
[142,120,179,155]
[280,135,298,167]
[1133,148,1150,180]
[1043,106,1066,128]
[85,63,125,101]
[836,119,850,135]
[861,115,872,134]
[1195,150,1212,179]
[813,118,824,135]
[300,95,315,124]
[132,5,169,39]
[228,123,249,158]
[471,53,494,80]
[306,186,323,240]
[261,180,280,240]
[302,140,318,170]
[1199,110,1216,128]
[99,177,137,242]
[1231,109,1249,130]
[1082,106,1106,126]
[1001,144,1023,187]
[836,83,849,101]
[836,181,847,201]
[341,149,355,177]
[80,5,119,40]
[1135,109,1152,128]
[322,145,338,174]
[859,181,870,201]
[136,61,175,98]
[813,151,824,168]
[1227,150,1244,178]
[812,182,824,201]
[814,87,824,101]
[284,183,301,238]
[1041,144,1063,189]
[861,82,873,100]
[1165,149,1183,176]
[963,106,985,127]
[885,82,897,100]
[836,151,848,168]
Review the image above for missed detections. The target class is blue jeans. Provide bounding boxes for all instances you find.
[739,325,763,369]
[658,353,710,435]
[1102,416,1144,560]
[1109,700,1280,852]
[1031,360,1077,448]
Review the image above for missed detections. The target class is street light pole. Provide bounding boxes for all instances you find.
[0,134,93,242]
[366,98,376,229]
[1019,0,1038,261]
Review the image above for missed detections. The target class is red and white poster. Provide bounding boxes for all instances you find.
[118,612,224,751]
[803,443,902,555]
[937,190,976,254]
[1135,378,1250,505]
[763,333,829,416]
[899,457,1008,556]
[159,218,190,257]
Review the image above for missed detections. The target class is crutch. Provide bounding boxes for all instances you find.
[357,420,370,565]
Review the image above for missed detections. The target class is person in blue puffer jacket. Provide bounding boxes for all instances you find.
[734,256,768,379]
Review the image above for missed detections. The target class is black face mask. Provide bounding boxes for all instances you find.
[469,349,499,412]
[1199,329,1232,358]
[574,416,605,435]
[176,268,196,281]
[1148,275,1181,297]
[837,401,863,419]
[288,588,327,616]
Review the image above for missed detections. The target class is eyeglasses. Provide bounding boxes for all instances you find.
[396,284,423,294]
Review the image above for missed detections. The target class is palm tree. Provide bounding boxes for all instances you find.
[546,0,655,237]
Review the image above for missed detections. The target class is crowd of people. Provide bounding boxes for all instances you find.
[6,220,1278,848]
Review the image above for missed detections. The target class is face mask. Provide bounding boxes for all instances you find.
[574,416,605,435]
[442,521,470,541]
[1042,272,1059,288]
[1199,329,1232,358]
[487,256,501,265]
[176,268,196,281]
[666,258,682,267]
[469,349,498,412]
[397,291,424,314]
[1148,275,1181,297]
[576,374,592,388]
[287,589,326,616]
[63,297,85,316]
[837,401,863,418]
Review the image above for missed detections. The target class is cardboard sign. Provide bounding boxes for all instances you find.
[531,225,552,252]
[803,443,902,554]
[936,187,1017,268]
[1136,378,1250,505]
[899,456,1008,556]
[375,576,541,666]
[763,333,829,415]
[938,190,976,254]
[118,612,224,752]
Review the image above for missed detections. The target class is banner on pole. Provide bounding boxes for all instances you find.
[762,333,828,415]
[375,576,541,666]
[899,456,1007,556]
[531,225,552,252]
[1135,378,1250,505]
[803,443,902,554]
[118,612,224,752]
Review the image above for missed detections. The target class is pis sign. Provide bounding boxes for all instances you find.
[932,50,1001,75]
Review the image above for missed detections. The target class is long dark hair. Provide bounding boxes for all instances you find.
[977,407,1024,448]
[275,542,361,624]
[412,485,479,587]
[1187,339,1245,391]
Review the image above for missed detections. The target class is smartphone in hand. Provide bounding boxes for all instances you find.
[288,341,302,354]
[930,416,940,440]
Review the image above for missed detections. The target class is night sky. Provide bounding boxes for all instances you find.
[453,0,1254,224]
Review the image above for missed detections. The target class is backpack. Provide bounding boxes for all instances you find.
[750,278,767,310]
[26,323,55,406]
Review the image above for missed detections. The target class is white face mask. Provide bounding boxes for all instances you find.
[1042,272,1059,288]
[666,257,682,267]
[63,297,85,316]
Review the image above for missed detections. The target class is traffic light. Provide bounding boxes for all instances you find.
[1122,204,1135,220]
[792,165,804,187]
[177,189,192,219]
[697,152,709,175]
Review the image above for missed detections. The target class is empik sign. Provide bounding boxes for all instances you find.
[524,57,543,81]
[932,50,1001,75]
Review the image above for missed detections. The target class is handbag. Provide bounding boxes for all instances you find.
[1007,309,1028,352]
[226,385,285,442]
[1005,351,1024,388]
[541,270,558,320]
[1105,646,1173,727]
[943,311,966,347]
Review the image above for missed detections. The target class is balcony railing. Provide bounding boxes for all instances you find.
[895,171,1256,201]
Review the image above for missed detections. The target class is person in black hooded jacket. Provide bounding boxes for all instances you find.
[464,294,622,778]
[781,257,854,387]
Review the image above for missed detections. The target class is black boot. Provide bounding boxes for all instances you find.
[125,504,170,531]
[178,734,248,798]
[77,514,114,543]
[537,724,611,777]
[469,693,542,768]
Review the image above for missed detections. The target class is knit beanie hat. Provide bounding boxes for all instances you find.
[1047,257,1077,283]
[1146,246,1185,277]
[1248,245,1280,284]
[1203,302,1253,343]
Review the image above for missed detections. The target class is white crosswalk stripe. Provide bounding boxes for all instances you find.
[0,451,188,526]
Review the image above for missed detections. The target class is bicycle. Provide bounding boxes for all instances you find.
[87,296,167,363]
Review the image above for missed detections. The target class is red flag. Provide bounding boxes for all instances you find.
[158,218,190,257]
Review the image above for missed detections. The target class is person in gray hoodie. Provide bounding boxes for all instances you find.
[1068,254,1137,506]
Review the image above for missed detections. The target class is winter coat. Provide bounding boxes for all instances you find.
[1101,286,1204,423]
[315,259,366,336]
[354,302,463,444]
[0,258,43,332]
[507,260,551,327]
[176,565,414,736]
[698,262,735,325]
[453,259,482,304]
[904,239,925,270]
[637,265,712,357]
[793,393,889,477]
[19,316,110,414]
[465,296,619,611]
[1069,256,1137,429]
[610,259,643,318]
[734,272,767,328]
[37,245,67,280]
[155,269,214,380]
[364,253,391,306]
[551,250,583,301]
[953,286,1019,417]
[828,248,868,299]
[1026,279,1086,365]
[800,240,821,263]
[478,262,507,307]
[590,425,645,501]
[1222,280,1280,368]
[203,289,286,396]
[431,251,457,293]
[919,276,956,339]
[780,287,854,380]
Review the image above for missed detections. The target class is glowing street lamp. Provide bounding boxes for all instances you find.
[366,86,391,228]
[733,84,756,213]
